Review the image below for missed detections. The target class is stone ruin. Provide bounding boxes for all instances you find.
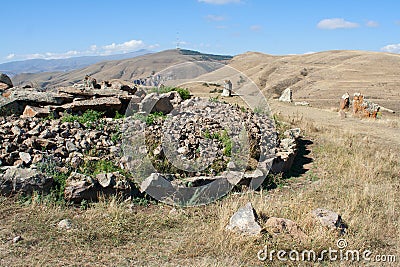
[352,93,380,118]
[0,74,301,205]
[338,92,381,119]
[221,80,232,97]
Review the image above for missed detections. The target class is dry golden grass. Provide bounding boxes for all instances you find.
[1,114,399,266]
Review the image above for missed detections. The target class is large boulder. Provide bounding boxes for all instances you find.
[0,73,13,90]
[64,172,99,202]
[0,167,53,196]
[139,91,182,114]
[60,97,122,113]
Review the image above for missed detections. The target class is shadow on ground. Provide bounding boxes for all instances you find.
[284,138,314,178]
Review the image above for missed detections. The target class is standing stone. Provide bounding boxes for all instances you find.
[339,92,350,110]
[226,202,262,236]
[0,73,13,90]
[221,80,232,97]
[279,88,292,102]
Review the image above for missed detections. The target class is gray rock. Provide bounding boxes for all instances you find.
[64,172,98,202]
[140,93,174,114]
[140,173,174,193]
[12,236,22,243]
[11,126,23,136]
[0,167,53,196]
[57,219,73,230]
[70,155,83,169]
[0,73,13,89]
[61,97,122,113]
[96,173,116,188]
[39,129,52,139]
[226,202,262,236]
[22,105,50,118]
[19,152,32,164]
[278,88,292,102]
[65,141,77,152]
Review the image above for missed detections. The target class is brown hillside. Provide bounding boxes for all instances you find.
[12,49,231,88]
[227,50,400,112]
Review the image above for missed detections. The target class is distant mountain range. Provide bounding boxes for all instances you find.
[0,49,153,76]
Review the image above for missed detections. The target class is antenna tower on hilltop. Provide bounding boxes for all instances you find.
[176,32,180,50]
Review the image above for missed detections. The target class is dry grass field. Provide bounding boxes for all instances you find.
[1,99,399,266]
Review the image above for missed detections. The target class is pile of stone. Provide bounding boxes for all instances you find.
[0,74,143,117]
[0,75,301,204]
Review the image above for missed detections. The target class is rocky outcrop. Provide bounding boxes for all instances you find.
[22,105,50,118]
[139,91,182,114]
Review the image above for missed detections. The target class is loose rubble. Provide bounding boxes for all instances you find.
[0,75,301,204]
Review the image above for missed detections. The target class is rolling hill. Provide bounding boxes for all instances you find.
[11,49,233,88]
[10,49,400,113]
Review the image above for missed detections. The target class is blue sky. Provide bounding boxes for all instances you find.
[2,0,400,63]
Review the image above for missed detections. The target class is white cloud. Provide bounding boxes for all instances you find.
[5,53,15,60]
[317,18,359,29]
[206,14,226,21]
[102,39,144,54]
[250,25,262,31]
[381,43,400,53]
[4,39,155,62]
[198,0,240,4]
[366,20,379,27]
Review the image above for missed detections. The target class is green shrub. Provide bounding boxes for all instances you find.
[145,112,166,125]
[61,109,105,128]
[149,86,191,100]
